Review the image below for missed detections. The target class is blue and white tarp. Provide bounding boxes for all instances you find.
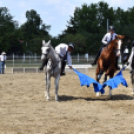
[73,66,128,94]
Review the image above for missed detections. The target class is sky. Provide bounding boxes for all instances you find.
[0,0,134,37]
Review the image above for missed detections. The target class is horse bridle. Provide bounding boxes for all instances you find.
[115,39,122,53]
[42,46,61,75]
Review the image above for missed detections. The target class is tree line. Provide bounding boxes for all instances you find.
[0,1,134,55]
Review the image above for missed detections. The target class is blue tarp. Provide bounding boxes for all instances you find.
[73,69,105,94]
[102,66,128,89]
[73,66,128,94]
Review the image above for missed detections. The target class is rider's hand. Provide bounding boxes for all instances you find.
[68,66,73,69]
[127,62,129,66]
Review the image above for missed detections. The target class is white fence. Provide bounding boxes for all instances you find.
[6,53,96,67]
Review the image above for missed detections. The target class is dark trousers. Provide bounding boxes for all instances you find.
[94,44,107,63]
[61,60,66,74]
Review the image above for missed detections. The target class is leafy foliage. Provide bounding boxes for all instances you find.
[1,1,134,55]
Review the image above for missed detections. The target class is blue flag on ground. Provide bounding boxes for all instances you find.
[102,66,128,90]
[73,69,105,94]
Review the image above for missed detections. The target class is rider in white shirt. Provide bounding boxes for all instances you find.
[91,25,120,70]
[55,43,74,75]
[39,43,75,76]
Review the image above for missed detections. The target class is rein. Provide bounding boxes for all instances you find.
[105,40,121,53]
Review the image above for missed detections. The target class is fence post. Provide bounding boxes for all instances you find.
[23,53,25,62]
[13,53,14,67]
[77,53,79,63]
[34,53,37,62]
[29,55,31,64]
[85,53,89,62]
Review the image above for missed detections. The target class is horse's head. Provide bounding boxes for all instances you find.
[41,40,51,61]
[115,35,125,56]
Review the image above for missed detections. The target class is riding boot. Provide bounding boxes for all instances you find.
[115,56,120,70]
[91,47,102,65]
[60,60,66,76]
[39,60,47,71]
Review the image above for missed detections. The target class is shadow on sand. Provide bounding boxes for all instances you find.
[59,94,134,101]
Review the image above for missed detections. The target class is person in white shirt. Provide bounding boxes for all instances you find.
[91,25,120,70]
[0,52,6,74]
[122,46,129,63]
[55,43,74,75]
[39,43,75,76]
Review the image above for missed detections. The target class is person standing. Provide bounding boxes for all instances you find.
[0,52,6,74]
[122,46,129,64]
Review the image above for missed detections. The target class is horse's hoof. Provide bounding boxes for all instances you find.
[131,92,134,95]
[55,99,59,102]
[96,92,100,97]
[46,98,50,101]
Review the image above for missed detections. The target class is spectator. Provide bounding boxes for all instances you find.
[0,52,6,74]
[122,46,129,62]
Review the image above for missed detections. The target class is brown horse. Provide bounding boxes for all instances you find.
[96,35,125,96]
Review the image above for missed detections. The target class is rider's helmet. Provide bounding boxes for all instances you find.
[68,43,75,50]
[109,25,115,31]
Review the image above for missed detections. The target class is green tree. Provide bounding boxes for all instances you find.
[0,7,19,53]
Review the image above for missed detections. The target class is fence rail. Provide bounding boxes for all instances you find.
[5,54,96,67]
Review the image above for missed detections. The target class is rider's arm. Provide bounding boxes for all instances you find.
[67,52,73,69]
[101,34,109,45]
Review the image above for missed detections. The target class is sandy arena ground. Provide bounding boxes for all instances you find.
[0,68,134,134]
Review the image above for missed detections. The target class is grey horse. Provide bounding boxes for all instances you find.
[41,40,61,101]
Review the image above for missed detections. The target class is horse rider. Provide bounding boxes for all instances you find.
[55,43,75,75]
[91,25,120,70]
[39,43,75,76]
[127,40,134,72]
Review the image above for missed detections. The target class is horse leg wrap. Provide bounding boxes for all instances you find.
[100,70,103,75]
[103,75,107,83]
[97,71,103,80]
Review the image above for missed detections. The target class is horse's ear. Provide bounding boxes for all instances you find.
[120,35,125,39]
[42,40,46,46]
[47,40,51,46]
[117,35,125,39]
[115,35,118,40]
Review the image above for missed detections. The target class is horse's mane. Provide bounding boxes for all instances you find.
[49,44,56,53]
